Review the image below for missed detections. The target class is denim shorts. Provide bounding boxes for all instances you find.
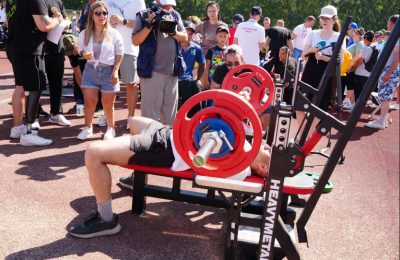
[81,63,120,93]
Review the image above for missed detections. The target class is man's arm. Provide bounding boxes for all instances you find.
[32,13,63,32]
[170,30,187,43]
[383,45,399,82]
[197,63,205,81]
[210,79,221,89]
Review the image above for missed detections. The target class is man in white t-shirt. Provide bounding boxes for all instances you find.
[104,0,146,129]
[291,16,315,60]
[233,6,266,65]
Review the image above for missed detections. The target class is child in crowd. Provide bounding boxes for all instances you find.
[202,25,229,89]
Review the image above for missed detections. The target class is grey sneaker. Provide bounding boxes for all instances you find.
[69,211,121,239]
[119,173,134,190]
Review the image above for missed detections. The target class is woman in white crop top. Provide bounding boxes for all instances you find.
[77,1,124,141]
[300,5,345,112]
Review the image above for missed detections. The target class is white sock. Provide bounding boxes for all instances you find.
[97,199,113,222]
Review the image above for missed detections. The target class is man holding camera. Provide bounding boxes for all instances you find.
[132,0,187,125]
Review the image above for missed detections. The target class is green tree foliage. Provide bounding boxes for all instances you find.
[62,0,397,31]
[63,0,86,10]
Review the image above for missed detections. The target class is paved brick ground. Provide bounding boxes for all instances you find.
[0,50,398,259]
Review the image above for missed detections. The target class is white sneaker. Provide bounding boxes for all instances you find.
[95,115,107,127]
[366,120,385,130]
[20,131,52,146]
[126,122,130,130]
[389,103,400,110]
[77,127,93,140]
[342,103,354,111]
[103,127,116,140]
[49,114,72,126]
[31,119,41,130]
[10,124,28,139]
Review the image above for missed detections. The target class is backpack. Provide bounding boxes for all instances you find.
[364,45,379,72]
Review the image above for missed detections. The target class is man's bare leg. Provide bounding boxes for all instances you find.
[12,85,25,127]
[126,83,139,129]
[86,116,158,202]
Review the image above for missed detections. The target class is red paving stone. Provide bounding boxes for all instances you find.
[0,50,398,259]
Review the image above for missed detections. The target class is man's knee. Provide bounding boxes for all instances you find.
[85,141,104,164]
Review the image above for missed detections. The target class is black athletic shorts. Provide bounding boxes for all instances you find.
[128,121,175,167]
[11,53,47,91]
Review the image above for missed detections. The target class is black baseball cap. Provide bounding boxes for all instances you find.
[232,14,244,24]
[251,6,262,16]
[184,21,196,32]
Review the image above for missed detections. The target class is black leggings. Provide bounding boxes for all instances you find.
[45,53,65,115]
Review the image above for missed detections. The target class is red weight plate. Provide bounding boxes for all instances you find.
[221,64,275,115]
[173,90,262,178]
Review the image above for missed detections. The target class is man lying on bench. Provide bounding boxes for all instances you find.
[69,116,271,239]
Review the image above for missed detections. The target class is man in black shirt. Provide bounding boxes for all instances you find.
[6,0,64,146]
[273,46,296,105]
[264,19,293,73]
[210,44,245,89]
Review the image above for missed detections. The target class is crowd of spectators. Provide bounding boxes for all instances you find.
[3,1,399,138]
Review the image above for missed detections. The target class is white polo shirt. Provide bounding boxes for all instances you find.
[234,19,266,65]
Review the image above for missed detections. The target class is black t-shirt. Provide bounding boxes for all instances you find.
[212,63,230,85]
[266,26,292,55]
[6,0,48,55]
[44,0,66,55]
[68,54,86,71]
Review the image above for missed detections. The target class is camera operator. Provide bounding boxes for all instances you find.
[132,0,187,125]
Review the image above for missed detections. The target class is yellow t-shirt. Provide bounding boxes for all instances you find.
[340,50,352,76]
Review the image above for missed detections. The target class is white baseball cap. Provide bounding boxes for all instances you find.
[159,0,176,6]
[319,5,337,18]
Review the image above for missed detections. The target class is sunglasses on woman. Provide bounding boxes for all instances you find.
[94,11,108,17]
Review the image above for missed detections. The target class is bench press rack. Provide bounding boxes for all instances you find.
[120,17,400,260]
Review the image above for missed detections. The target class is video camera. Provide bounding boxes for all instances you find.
[141,3,177,34]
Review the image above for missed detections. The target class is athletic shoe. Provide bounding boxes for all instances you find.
[119,173,134,190]
[103,127,116,140]
[31,119,41,130]
[366,120,385,130]
[10,124,27,139]
[342,102,353,111]
[126,122,130,131]
[390,103,400,110]
[94,109,104,118]
[49,114,72,126]
[77,127,93,140]
[95,115,107,127]
[20,131,52,146]
[69,211,121,239]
